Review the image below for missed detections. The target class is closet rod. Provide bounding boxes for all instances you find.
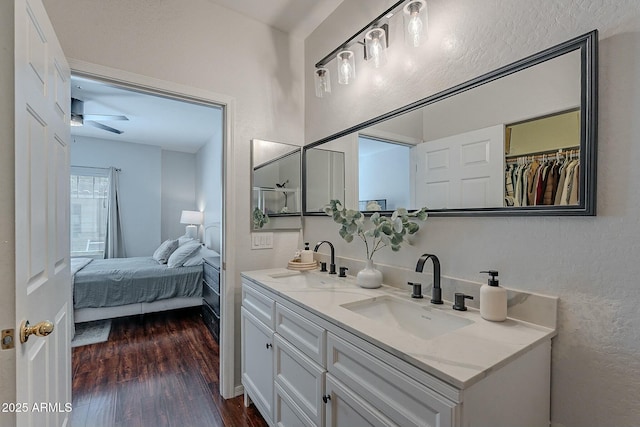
[71,165,122,172]
[505,145,580,159]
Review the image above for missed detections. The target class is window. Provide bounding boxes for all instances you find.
[70,167,109,257]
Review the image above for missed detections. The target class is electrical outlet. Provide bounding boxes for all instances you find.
[251,232,274,250]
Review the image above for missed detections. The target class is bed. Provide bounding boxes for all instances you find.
[72,223,220,323]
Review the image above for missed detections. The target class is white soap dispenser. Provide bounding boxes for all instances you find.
[480,270,507,322]
[300,242,314,264]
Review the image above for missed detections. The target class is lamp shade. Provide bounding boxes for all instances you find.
[180,210,203,225]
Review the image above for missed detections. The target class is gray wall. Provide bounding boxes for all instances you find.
[71,136,162,256]
[161,150,198,241]
[305,1,640,426]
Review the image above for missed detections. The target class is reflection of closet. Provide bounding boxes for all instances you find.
[505,148,580,207]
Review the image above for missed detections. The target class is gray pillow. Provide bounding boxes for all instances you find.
[167,242,202,268]
[153,239,179,264]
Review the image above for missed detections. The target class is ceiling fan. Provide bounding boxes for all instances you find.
[70,98,129,134]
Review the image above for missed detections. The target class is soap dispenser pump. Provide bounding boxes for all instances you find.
[479,270,507,322]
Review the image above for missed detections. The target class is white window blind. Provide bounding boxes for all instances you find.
[70,166,109,257]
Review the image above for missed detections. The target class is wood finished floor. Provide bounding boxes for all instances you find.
[71,308,267,427]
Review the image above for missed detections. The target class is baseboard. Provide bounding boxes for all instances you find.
[233,384,244,398]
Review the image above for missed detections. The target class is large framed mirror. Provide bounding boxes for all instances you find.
[251,139,302,230]
[303,30,597,216]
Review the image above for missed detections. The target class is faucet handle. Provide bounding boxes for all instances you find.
[319,262,327,272]
[453,293,473,311]
[407,282,423,299]
[339,267,348,277]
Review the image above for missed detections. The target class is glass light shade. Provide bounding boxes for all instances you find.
[403,0,427,47]
[314,67,332,98]
[365,28,388,68]
[180,210,202,225]
[336,50,356,85]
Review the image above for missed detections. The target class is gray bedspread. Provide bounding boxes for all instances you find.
[73,257,203,309]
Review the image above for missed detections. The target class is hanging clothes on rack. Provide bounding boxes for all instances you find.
[505,150,580,207]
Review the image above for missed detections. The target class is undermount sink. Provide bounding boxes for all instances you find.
[267,270,343,288]
[341,295,473,341]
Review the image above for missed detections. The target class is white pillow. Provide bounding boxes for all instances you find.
[167,242,202,268]
[182,247,220,267]
[153,239,179,264]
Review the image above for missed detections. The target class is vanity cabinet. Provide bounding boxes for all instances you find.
[241,283,276,425]
[241,276,551,427]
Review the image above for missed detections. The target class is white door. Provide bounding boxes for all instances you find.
[14,0,72,426]
[412,125,504,209]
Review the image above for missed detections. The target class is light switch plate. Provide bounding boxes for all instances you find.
[251,232,273,250]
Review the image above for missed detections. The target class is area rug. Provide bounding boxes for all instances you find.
[71,319,111,347]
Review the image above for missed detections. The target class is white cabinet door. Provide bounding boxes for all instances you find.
[274,334,325,426]
[327,333,456,427]
[325,374,394,427]
[275,383,316,427]
[241,307,274,424]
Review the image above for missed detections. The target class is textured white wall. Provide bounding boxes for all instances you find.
[305,1,640,426]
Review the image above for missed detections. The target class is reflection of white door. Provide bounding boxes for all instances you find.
[14,1,72,426]
[412,125,504,209]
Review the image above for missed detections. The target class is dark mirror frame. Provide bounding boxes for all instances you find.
[303,30,598,217]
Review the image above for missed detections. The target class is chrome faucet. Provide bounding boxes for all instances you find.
[314,241,336,274]
[415,254,443,304]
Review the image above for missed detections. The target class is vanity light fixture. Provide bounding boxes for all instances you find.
[337,50,356,84]
[403,0,427,47]
[364,27,388,68]
[312,0,425,97]
[314,67,331,98]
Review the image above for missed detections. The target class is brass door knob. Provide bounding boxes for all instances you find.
[20,320,54,343]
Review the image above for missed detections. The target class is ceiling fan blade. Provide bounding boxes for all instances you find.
[86,120,124,134]
[83,114,129,121]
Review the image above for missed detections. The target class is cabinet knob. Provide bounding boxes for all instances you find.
[265,342,272,349]
[322,394,331,404]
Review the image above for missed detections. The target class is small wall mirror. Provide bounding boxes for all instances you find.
[251,139,302,230]
[303,31,597,216]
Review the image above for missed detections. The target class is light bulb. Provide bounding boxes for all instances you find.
[314,67,331,98]
[407,14,423,47]
[336,50,355,85]
[404,0,427,47]
[365,28,387,68]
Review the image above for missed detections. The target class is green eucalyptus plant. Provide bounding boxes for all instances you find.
[252,207,269,229]
[323,200,428,260]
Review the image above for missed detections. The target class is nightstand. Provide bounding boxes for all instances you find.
[202,256,220,342]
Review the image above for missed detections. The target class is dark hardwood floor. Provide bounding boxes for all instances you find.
[71,308,267,427]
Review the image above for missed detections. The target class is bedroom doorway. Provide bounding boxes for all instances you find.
[67,61,237,398]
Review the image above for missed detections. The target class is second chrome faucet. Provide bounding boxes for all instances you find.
[415,253,443,304]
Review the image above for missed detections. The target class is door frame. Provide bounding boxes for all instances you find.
[68,59,237,398]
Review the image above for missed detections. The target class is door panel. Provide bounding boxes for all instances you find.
[15,1,71,426]
[413,125,504,209]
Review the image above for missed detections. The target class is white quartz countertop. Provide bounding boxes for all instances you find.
[241,268,557,389]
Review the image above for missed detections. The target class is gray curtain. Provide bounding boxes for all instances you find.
[104,167,126,258]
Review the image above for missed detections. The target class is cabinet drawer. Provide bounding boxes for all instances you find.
[274,383,316,427]
[327,333,456,427]
[242,280,275,329]
[203,261,220,293]
[276,303,326,367]
[274,334,324,426]
[202,301,219,342]
[203,280,220,315]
